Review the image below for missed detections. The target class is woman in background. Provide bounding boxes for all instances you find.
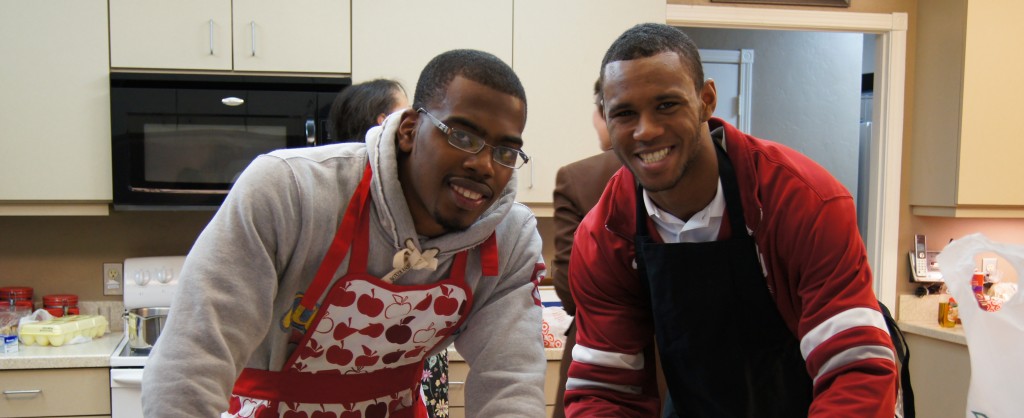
[327,78,409,143]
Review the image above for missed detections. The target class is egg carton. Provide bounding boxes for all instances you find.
[18,314,109,347]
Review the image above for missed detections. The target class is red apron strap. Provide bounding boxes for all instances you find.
[232,362,422,404]
[349,193,371,274]
[296,163,373,319]
[480,232,499,276]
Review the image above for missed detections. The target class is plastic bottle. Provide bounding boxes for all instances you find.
[941,297,958,328]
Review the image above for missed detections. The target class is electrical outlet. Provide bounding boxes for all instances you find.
[982,257,998,275]
[103,263,124,296]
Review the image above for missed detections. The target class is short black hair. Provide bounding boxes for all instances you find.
[413,49,526,115]
[327,78,406,143]
[599,23,704,94]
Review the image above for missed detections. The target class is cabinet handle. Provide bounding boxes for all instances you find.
[250,21,256,56]
[528,160,534,189]
[448,381,465,388]
[209,19,214,55]
[3,389,42,395]
[305,119,316,145]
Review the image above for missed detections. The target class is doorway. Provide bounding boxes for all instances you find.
[667,5,908,307]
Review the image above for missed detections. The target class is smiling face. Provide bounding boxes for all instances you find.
[396,75,527,237]
[602,51,718,203]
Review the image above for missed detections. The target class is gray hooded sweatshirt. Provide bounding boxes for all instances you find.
[141,113,547,417]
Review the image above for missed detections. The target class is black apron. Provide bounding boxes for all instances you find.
[635,141,813,418]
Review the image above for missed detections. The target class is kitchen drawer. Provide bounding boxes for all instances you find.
[0,368,110,417]
[449,358,560,414]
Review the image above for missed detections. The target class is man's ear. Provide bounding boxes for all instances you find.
[700,79,718,121]
[396,109,418,153]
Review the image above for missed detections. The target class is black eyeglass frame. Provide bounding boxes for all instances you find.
[416,108,530,169]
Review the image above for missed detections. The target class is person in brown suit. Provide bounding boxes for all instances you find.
[551,81,622,418]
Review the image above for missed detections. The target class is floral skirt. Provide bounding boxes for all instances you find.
[422,350,449,418]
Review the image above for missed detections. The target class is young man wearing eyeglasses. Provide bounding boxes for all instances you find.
[142,49,547,418]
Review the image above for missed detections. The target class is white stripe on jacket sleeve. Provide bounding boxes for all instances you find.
[565,344,646,394]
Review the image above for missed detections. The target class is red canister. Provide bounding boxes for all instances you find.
[0,286,34,309]
[43,294,79,317]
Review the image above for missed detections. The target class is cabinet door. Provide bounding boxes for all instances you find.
[955,0,1024,207]
[0,0,112,207]
[233,0,351,73]
[110,0,232,70]
[351,0,513,95]
[512,0,665,205]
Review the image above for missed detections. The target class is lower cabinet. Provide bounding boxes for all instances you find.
[448,356,560,418]
[0,368,111,418]
[904,334,969,418]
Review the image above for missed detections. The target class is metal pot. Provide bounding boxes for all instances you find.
[124,307,169,350]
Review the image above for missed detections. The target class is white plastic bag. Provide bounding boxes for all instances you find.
[937,233,1024,418]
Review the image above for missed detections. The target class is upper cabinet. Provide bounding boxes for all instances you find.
[0,0,111,215]
[352,0,664,213]
[110,0,351,74]
[351,0,513,95]
[910,0,1024,217]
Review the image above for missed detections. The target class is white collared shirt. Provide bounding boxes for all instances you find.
[642,178,726,244]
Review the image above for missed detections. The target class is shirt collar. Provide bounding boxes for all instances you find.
[643,178,726,236]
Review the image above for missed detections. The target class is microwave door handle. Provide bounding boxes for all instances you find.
[305,119,316,145]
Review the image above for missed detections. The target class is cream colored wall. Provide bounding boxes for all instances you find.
[0,212,212,302]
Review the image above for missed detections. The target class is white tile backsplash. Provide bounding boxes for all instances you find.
[78,300,125,332]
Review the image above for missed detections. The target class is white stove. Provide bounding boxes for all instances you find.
[109,255,185,418]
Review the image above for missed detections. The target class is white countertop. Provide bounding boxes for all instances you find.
[896,294,966,346]
[0,333,122,370]
[1,333,561,370]
[896,319,966,345]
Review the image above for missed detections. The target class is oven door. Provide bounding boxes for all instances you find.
[111,85,321,209]
[110,367,144,418]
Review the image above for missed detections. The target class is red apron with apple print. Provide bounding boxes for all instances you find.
[225,163,489,418]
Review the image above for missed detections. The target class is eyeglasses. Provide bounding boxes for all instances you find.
[417,108,530,169]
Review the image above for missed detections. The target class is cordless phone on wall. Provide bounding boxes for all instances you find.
[908,234,943,282]
[913,234,928,278]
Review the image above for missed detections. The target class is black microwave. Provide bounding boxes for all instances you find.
[110,72,350,210]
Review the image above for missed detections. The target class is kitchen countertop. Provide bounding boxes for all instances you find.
[896,294,966,346]
[0,332,561,370]
[0,332,122,370]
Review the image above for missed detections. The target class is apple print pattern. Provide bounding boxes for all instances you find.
[223,277,472,418]
[228,395,412,418]
[295,281,469,374]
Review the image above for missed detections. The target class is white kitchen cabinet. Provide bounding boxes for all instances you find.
[0,368,111,417]
[511,0,665,210]
[910,0,1024,217]
[351,0,513,96]
[110,0,351,74]
[904,333,970,418]
[0,0,111,215]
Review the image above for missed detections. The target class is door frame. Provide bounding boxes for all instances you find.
[700,48,755,133]
[667,5,908,308]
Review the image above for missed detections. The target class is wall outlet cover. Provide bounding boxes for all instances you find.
[103,262,124,296]
[982,257,998,275]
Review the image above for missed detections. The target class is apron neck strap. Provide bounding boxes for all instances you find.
[299,162,374,312]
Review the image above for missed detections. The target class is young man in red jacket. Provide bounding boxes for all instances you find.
[564,23,899,417]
